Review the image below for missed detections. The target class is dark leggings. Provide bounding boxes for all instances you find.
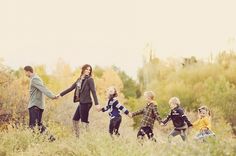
[73,103,92,123]
[109,116,122,135]
[29,106,46,133]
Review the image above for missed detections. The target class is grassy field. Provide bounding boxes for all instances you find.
[0,108,236,156]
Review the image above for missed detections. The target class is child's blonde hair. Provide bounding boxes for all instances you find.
[144,91,155,100]
[169,97,181,107]
[107,86,118,98]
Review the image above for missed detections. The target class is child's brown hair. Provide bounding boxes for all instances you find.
[198,105,211,116]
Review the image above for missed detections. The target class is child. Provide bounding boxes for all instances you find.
[131,91,162,141]
[100,86,131,137]
[161,97,192,142]
[192,106,215,141]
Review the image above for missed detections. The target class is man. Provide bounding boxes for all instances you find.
[24,66,57,140]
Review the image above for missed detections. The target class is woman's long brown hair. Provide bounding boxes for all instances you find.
[80,64,93,78]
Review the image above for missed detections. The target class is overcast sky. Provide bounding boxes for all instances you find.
[1,0,236,78]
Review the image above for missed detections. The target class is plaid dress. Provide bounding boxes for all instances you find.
[132,102,161,129]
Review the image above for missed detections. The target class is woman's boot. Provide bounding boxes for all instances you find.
[81,122,89,132]
[72,120,80,138]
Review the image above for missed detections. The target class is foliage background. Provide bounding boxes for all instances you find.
[0,51,236,155]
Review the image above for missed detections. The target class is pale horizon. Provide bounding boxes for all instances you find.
[1,0,236,79]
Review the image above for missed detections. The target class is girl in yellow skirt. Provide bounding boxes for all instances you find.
[193,106,215,141]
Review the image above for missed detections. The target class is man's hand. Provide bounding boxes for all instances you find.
[52,95,58,100]
[54,94,61,99]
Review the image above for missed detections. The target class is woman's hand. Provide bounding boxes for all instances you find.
[55,94,61,99]
[95,105,102,112]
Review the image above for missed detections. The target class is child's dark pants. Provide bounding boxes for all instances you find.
[109,116,122,136]
[168,128,187,142]
[137,126,156,141]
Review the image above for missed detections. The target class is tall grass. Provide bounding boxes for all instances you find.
[0,108,236,156]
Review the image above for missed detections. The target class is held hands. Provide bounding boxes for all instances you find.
[56,94,61,99]
[160,122,165,126]
[95,105,102,112]
[128,112,133,118]
[187,126,193,134]
[53,94,61,100]
[188,125,193,131]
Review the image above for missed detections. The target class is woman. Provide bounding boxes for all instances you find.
[57,64,100,137]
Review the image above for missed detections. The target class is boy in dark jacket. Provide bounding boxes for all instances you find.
[161,97,192,142]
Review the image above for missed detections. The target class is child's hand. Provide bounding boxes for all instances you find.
[201,127,208,131]
[128,112,133,118]
[187,126,192,134]
[188,125,193,130]
[98,107,103,112]
[95,105,102,112]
